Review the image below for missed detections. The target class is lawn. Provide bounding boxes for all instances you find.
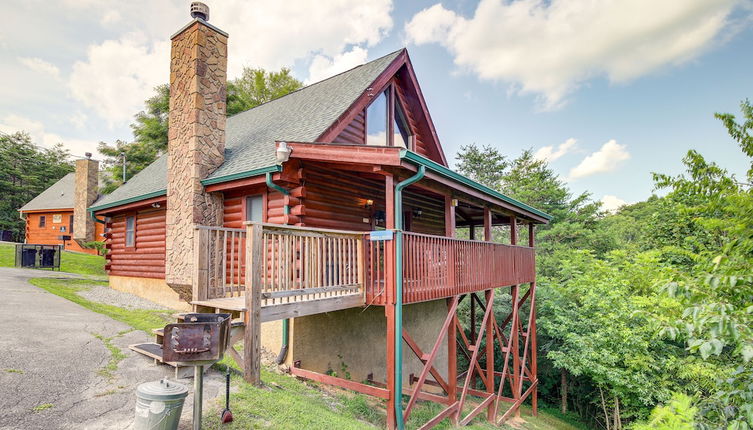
[205,358,585,430]
[28,278,172,333]
[0,243,106,276]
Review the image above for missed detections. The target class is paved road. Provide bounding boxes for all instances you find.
[0,267,222,430]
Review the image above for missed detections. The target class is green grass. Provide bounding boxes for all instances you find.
[0,243,106,276]
[92,332,129,380]
[203,361,583,430]
[31,403,53,413]
[28,278,173,333]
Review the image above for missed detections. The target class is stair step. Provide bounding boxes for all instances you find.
[129,342,166,363]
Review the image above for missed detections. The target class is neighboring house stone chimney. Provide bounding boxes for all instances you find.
[73,153,99,246]
[165,3,228,297]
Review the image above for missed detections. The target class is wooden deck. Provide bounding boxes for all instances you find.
[191,292,364,322]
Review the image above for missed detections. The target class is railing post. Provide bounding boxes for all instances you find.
[244,222,263,385]
[192,227,208,302]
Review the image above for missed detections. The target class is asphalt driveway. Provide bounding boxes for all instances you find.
[0,267,222,430]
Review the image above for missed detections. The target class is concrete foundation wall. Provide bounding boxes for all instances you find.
[289,300,449,386]
[109,276,191,311]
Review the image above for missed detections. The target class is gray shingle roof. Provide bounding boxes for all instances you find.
[90,49,402,211]
[20,173,75,212]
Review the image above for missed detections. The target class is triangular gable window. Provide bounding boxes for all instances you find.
[365,85,412,148]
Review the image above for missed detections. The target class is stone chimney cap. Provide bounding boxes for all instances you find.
[190,2,209,21]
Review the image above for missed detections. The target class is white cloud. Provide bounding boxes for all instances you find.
[69,32,169,127]
[18,57,60,79]
[307,46,369,84]
[66,0,394,126]
[212,0,393,78]
[569,139,630,180]
[406,0,746,109]
[100,10,122,25]
[534,138,577,162]
[0,114,98,157]
[69,111,88,130]
[601,195,628,213]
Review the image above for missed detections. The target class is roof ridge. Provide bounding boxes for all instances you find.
[227,48,404,120]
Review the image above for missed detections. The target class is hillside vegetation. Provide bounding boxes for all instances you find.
[455,99,753,429]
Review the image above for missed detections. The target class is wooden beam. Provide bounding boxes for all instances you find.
[444,195,455,238]
[483,207,492,241]
[243,223,263,385]
[287,142,403,167]
[418,402,459,430]
[510,216,517,245]
[259,294,363,322]
[291,366,390,399]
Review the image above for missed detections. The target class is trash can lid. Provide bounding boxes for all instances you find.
[136,378,189,401]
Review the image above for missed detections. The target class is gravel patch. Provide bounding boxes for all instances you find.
[77,283,169,310]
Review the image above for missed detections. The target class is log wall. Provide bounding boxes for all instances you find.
[105,207,166,279]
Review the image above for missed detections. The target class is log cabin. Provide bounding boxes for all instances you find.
[84,4,552,429]
[19,156,103,255]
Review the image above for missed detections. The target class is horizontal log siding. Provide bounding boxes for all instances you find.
[105,207,166,279]
[334,110,366,145]
[24,210,104,255]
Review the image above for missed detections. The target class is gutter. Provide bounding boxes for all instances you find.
[201,165,281,186]
[399,150,553,222]
[88,189,167,213]
[91,212,107,224]
[393,165,425,430]
[265,172,291,365]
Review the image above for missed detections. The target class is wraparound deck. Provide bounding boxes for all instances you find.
[191,223,535,316]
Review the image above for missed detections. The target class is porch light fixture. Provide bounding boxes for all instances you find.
[412,208,423,218]
[276,141,292,164]
[151,202,161,208]
[365,199,374,208]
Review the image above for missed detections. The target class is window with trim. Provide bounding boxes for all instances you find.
[125,216,136,247]
[39,216,46,227]
[69,215,74,235]
[245,195,263,222]
[365,85,412,149]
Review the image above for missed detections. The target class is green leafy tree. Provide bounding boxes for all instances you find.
[632,394,697,430]
[99,67,303,193]
[0,132,73,239]
[227,67,302,115]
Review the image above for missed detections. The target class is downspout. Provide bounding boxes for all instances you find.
[90,211,107,224]
[393,165,425,429]
[265,172,291,364]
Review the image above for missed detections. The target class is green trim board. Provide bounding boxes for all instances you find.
[399,149,553,222]
[88,189,167,213]
[201,165,281,186]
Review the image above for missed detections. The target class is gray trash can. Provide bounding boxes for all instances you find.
[134,379,189,430]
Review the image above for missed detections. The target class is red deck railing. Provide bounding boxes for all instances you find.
[196,225,535,306]
[365,231,535,306]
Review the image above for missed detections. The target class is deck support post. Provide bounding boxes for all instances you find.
[193,227,209,302]
[384,174,398,430]
[243,223,263,385]
[529,222,538,416]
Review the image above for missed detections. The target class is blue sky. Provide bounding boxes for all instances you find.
[1,1,752,210]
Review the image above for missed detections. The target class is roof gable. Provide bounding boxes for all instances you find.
[318,50,448,166]
[20,173,75,212]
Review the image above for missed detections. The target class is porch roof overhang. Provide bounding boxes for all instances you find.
[281,141,552,224]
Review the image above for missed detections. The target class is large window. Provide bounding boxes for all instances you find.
[245,195,263,222]
[366,90,388,146]
[365,85,412,148]
[125,216,136,247]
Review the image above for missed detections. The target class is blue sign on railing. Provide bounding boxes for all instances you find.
[369,230,394,241]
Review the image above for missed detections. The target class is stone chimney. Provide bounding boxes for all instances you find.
[165,3,228,296]
[73,154,99,245]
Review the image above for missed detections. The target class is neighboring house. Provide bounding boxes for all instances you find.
[19,157,103,254]
[83,5,551,429]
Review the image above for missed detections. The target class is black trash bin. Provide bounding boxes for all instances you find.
[21,248,37,267]
[39,248,56,268]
